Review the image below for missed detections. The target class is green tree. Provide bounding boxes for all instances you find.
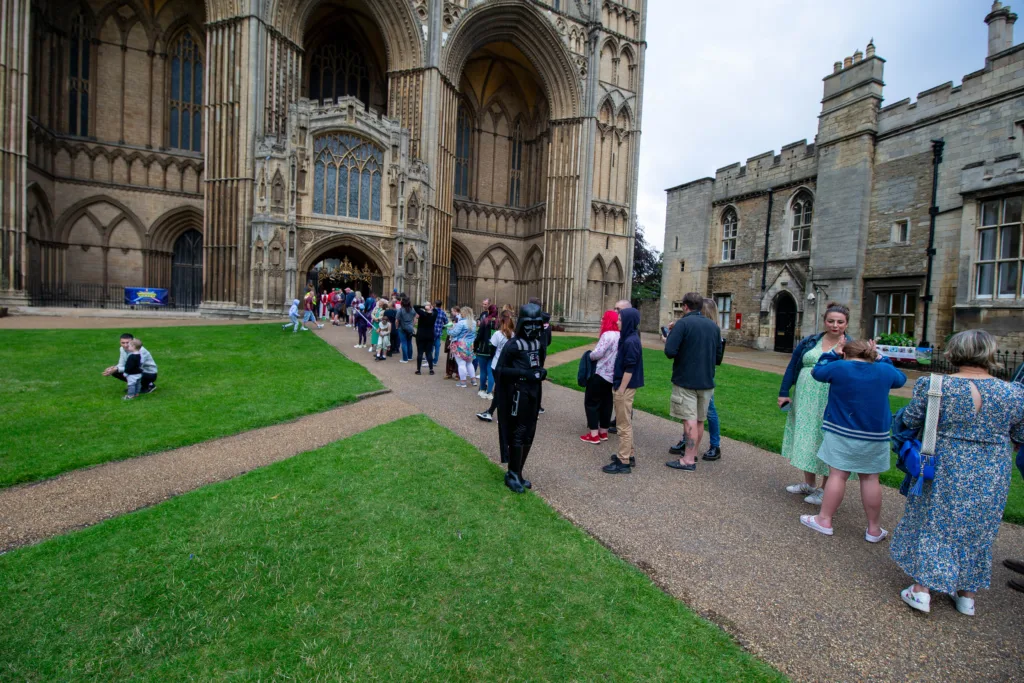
[631,220,662,302]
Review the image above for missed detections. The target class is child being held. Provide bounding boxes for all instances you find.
[123,338,144,400]
[375,316,392,360]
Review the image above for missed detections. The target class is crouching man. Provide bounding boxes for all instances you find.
[102,332,159,394]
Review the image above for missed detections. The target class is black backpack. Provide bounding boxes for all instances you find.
[577,350,595,387]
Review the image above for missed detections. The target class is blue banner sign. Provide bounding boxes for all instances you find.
[124,287,169,306]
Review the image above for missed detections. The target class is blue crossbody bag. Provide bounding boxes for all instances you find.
[895,374,943,496]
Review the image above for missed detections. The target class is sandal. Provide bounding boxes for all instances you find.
[800,514,833,536]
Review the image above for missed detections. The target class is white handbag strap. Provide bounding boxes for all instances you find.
[921,374,943,456]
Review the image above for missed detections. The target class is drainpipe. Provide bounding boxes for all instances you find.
[920,139,944,348]
[760,188,775,295]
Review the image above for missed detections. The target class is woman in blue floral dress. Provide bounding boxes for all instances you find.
[891,330,1024,616]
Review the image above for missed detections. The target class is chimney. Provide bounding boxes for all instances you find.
[985,1,1017,57]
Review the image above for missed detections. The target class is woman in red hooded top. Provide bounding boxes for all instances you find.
[580,310,621,444]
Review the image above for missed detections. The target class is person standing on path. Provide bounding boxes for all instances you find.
[688,297,727,461]
[580,310,620,445]
[102,332,159,393]
[778,302,851,504]
[413,301,438,375]
[663,292,720,473]
[890,330,1024,617]
[495,302,548,492]
[370,299,385,351]
[383,300,398,357]
[444,306,460,379]
[475,304,498,399]
[477,311,515,423]
[344,288,356,326]
[798,339,906,541]
[396,298,416,363]
[353,303,370,348]
[603,307,643,474]
[449,306,478,388]
[432,301,448,367]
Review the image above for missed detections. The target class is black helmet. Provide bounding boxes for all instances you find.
[516,302,545,341]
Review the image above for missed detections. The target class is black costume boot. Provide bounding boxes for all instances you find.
[504,470,525,493]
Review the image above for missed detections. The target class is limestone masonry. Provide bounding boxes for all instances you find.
[1,0,646,327]
[661,2,1024,353]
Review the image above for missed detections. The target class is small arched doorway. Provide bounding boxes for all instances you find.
[171,229,203,308]
[306,245,383,297]
[773,291,798,353]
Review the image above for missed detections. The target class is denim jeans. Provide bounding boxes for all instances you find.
[477,356,493,393]
[398,328,413,361]
[302,310,316,325]
[433,336,442,365]
[706,397,721,448]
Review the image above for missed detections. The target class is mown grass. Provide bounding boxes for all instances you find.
[548,348,1024,524]
[0,415,784,682]
[0,325,381,488]
[546,334,598,355]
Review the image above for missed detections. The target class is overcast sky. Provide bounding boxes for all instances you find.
[636,0,997,251]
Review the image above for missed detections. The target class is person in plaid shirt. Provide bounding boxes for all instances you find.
[432,299,448,366]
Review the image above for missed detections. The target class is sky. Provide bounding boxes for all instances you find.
[636,0,995,251]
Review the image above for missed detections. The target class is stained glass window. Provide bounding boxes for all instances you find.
[308,40,370,108]
[455,104,471,197]
[312,133,384,222]
[169,30,203,151]
[508,121,523,207]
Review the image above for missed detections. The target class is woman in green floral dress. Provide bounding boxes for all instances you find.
[778,303,850,505]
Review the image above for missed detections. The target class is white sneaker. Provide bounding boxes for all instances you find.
[354,344,361,348]
[804,488,824,505]
[399,360,409,363]
[477,390,486,398]
[485,393,493,400]
[786,482,816,495]
[901,586,931,613]
[865,528,888,543]
[952,594,975,616]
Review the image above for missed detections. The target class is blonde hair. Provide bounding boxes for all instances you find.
[701,297,719,328]
[945,329,1000,371]
[129,338,143,350]
[460,306,476,330]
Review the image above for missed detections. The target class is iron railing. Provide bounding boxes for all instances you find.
[28,283,199,312]
[920,348,1022,382]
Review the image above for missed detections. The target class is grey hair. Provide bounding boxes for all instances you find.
[945,329,1000,371]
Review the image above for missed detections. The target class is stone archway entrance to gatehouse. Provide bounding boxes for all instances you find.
[299,234,393,300]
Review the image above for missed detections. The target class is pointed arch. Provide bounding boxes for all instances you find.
[787,186,814,253]
[166,25,204,152]
[475,243,522,280]
[56,195,146,245]
[587,253,607,281]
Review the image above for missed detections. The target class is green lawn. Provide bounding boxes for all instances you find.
[0,416,783,682]
[0,325,381,488]
[548,348,1024,524]
[546,334,597,355]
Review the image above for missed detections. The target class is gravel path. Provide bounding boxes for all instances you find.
[0,392,417,553]
[320,326,1024,683]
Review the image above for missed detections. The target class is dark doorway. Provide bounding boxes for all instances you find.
[448,260,458,309]
[171,229,203,308]
[307,247,382,298]
[774,292,798,353]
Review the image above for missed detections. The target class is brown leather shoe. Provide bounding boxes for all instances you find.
[1004,558,1024,575]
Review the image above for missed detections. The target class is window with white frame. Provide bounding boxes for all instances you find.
[721,208,738,262]
[790,191,813,253]
[891,219,910,244]
[976,195,1022,299]
[715,294,732,329]
[872,291,917,337]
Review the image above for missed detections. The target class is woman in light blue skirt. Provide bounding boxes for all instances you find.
[797,339,906,541]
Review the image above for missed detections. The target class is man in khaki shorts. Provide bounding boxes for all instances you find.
[663,291,720,472]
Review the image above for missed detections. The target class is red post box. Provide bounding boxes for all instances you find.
[734,312,742,330]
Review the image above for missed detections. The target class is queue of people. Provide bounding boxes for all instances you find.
[319,285,1024,615]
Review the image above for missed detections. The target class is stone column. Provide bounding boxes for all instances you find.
[201,16,264,314]
[0,0,29,304]
[542,118,584,319]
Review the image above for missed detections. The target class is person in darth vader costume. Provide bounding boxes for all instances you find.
[495,302,548,493]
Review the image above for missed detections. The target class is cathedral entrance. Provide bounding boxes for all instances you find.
[171,229,203,308]
[307,246,383,297]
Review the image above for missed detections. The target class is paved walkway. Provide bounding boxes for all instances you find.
[0,392,417,552]
[320,325,1023,683]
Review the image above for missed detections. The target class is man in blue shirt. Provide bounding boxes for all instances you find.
[432,299,448,365]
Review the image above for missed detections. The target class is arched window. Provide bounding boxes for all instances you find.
[721,208,738,262]
[790,191,813,253]
[454,103,472,197]
[309,39,369,108]
[508,121,523,207]
[312,133,384,221]
[168,30,203,152]
[68,10,91,136]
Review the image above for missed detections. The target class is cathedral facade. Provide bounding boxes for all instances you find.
[0,0,645,325]
[660,3,1024,353]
